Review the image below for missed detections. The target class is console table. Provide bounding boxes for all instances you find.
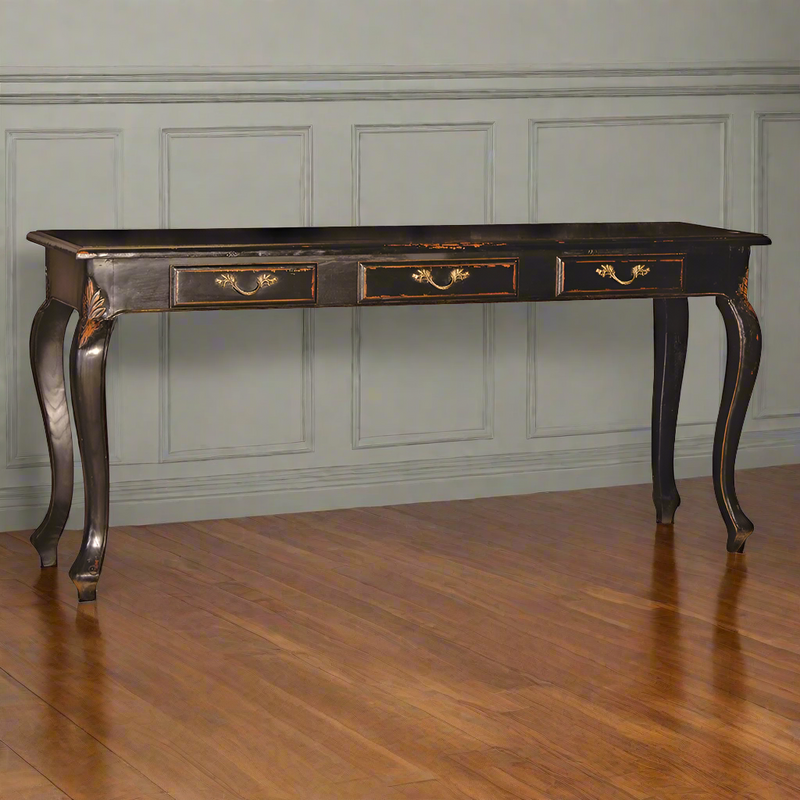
[27,223,769,602]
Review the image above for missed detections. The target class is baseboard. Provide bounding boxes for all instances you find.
[2,427,798,533]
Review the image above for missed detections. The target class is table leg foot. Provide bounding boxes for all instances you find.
[29,298,75,568]
[655,498,681,527]
[68,288,115,603]
[651,298,689,525]
[729,533,749,554]
[31,538,60,570]
[69,566,99,603]
[714,294,761,551]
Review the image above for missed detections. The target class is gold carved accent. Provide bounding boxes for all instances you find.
[596,264,650,286]
[215,272,278,296]
[411,267,470,291]
[78,278,107,346]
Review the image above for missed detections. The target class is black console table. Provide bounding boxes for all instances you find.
[26,223,769,602]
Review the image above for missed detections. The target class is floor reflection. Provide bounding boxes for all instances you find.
[649,524,685,706]
[33,570,68,704]
[643,525,687,795]
[34,568,109,798]
[647,530,750,796]
[712,554,747,794]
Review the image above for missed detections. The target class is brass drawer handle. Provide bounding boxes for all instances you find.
[596,264,650,285]
[411,267,469,291]
[215,272,278,296]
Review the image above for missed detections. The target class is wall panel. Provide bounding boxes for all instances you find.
[352,123,495,447]
[5,129,121,468]
[753,114,800,420]
[528,116,728,437]
[159,127,313,461]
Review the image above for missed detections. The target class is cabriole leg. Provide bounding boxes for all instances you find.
[68,309,116,602]
[713,294,761,553]
[651,298,689,525]
[29,299,75,567]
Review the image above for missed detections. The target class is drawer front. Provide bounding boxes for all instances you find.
[556,254,684,297]
[359,260,517,303]
[171,264,316,308]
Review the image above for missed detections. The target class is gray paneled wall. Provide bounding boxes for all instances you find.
[753,114,800,420]
[160,126,314,462]
[2,3,800,530]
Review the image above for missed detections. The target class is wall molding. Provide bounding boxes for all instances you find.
[159,126,313,231]
[4,62,800,83]
[752,112,800,421]
[4,128,124,469]
[157,125,315,462]
[350,122,495,448]
[2,62,800,103]
[526,114,732,439]
[528,115,731,228]
[158,310,315,462]
[351,122,495,227]
[2,426,798,518]
[2,62,800,104]
[5,87,800,105]
[351,305,495,449]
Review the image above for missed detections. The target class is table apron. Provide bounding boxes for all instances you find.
[49,246,751,315]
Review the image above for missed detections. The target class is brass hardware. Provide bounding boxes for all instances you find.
[411,267,470,290]
[215,272,278,296]
[595,264,650,285]
[78,278,108,346]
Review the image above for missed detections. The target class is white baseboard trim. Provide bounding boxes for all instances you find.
[2,427,798,533]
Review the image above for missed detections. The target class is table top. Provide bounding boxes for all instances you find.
[28,222,771,259]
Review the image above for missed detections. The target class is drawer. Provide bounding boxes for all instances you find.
[171,264,316,308]
[359,260,517,303]
[556,254,684,297]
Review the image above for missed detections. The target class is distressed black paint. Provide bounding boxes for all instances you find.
[26,223,770,601]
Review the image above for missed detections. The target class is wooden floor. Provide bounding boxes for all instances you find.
[1,465,799,800]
